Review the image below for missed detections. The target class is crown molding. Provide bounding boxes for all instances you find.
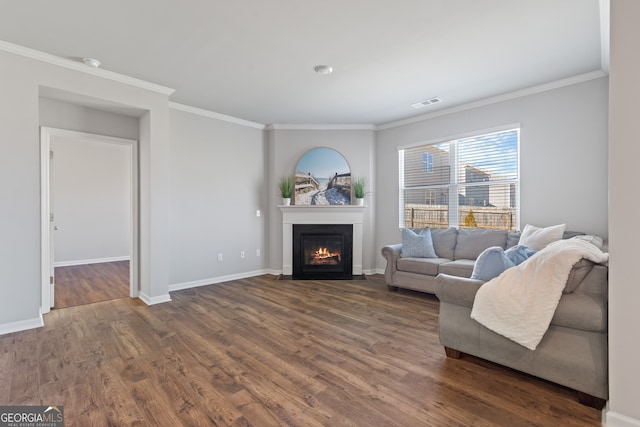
[267,123,376,131]
[0,40,174,96]
[376,70,609,130]
[169,102,266,129]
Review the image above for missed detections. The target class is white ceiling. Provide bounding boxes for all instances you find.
[0,0,606,126]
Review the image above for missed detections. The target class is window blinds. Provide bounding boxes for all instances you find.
[399,128,519,230]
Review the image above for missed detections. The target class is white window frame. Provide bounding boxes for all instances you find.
[398,124,520,230]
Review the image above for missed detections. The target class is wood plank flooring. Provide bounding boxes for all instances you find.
[1,274,602,426]
[54,261,130,309]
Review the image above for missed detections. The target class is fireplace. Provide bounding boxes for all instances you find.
[280,205,365,277]
[292,224,353,279]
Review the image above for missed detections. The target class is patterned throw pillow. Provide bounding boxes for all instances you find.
[400,228,437,258]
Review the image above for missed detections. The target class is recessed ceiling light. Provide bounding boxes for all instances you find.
[82,58,101,68]
[410,97,441,109]
[314,65,333,75]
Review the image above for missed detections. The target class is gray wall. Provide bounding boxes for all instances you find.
[39,97,139,140]
[607,0,640,424]
[375,77,609,270]
[40,98,137,266]
[0,48,171,330]
[266,128,377,273]
[168,108,267,288]
[50,135,131,265]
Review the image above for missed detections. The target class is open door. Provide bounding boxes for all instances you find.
[41,127,139,313]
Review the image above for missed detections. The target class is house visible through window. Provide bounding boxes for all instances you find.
[399,126,519,230]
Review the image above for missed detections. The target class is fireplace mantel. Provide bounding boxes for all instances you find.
[280,205,365,276]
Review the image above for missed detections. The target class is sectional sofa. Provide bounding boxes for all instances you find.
[380,227,608,407]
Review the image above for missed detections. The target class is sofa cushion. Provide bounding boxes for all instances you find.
[564,258,596,293]
[552,293,607,332]
[430,227,457,260]
[519,223,566,251]
[507,231,521,249]
[439,259,476,278]
[397,257,451,276]
[454,228,508,260]
[400,228,437,258]
[471,247,515,281]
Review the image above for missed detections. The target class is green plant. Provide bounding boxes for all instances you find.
[353,177,366,199]
[278,176,293,198]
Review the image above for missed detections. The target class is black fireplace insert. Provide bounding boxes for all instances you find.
[292,224,353,279]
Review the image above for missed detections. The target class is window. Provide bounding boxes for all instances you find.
[399,126,519,230]
[422,152,433,173]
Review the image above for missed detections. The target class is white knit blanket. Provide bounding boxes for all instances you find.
[470,238,608,350]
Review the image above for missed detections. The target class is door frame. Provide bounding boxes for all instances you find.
[40,127,139,313]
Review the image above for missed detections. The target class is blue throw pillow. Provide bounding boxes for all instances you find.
[471,246,515,281]
[400,228,437,258]
[505,245,537,266]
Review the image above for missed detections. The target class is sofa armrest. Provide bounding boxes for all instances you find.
[434,274,485,308]
[381,244,402,285]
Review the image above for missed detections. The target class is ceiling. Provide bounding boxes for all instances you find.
[0,0,606,126]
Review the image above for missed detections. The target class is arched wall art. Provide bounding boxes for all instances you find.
[294,147,351,205]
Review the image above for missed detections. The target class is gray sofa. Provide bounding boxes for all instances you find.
[380,227,608,408]
[381,227,521,294]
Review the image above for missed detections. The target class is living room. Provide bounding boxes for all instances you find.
[0,1,638,426]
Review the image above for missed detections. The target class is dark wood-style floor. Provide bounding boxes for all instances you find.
[54,261,130,309]
[1,274,602,426]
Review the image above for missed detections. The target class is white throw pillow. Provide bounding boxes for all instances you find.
[572,234,604,250]
[518,223,566,251]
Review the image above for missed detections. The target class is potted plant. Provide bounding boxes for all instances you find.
[279,175,293,205]
[353,177,365,205]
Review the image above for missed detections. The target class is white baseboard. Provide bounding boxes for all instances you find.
[138,292,171,306]
[169,269,269,292]
[605,409,640,427]
[169,269,382,292]
[0,312,44,336]
[54,256,130,267]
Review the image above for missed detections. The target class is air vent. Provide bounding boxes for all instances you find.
[410,97,441,109]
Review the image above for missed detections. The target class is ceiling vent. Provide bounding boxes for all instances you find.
[410,97,441,109]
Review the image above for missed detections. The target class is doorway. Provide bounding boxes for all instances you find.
[40,127,139,312]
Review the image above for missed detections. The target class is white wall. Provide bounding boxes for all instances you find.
[51,135,131,265]
[0,47,171,331]
[168,108,267,288]
[375,77,609,270]
[266,128,377,274]
[606,1,640,425]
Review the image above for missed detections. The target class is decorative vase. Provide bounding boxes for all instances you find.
[283,197,291,206]
[356,198,364,206]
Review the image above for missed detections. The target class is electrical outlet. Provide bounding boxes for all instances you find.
[256,210,261,217]
[217,252,223,262]
[240,251,245,258]
[256,249,260,257]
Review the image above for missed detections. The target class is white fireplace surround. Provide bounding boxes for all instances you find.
[280,205,365,276]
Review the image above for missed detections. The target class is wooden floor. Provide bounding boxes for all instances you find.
[1,275,602,426]
[54,261,130,309]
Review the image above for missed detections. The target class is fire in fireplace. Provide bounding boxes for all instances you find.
[293,224,353,279]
